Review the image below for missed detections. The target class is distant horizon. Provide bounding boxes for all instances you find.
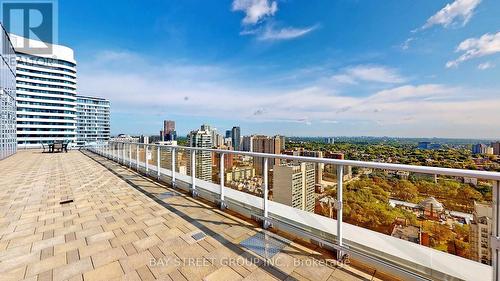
[113,131,500,143]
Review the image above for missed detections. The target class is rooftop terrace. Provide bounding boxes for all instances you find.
[0,150,383,281]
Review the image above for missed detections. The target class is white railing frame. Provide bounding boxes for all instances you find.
[90,141,500,281]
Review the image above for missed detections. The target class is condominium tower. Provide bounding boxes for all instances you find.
[472,144,488,155]
[11,34,77,147]
[187,125,213,182]
[273,162,315,212]
[252,135,282,175]
[231,126,240,150]
[76,96,110,145]
[241,135,253,152]
[0,25,17,160]
[163,120,176,141]
[492,142,500,155]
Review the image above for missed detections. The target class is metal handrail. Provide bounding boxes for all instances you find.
[108,141,500,180]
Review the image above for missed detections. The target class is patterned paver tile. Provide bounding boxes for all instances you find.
[0,151,377,281]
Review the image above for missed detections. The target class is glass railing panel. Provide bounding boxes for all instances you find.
[131,143,138,165]
[149,145,158,172]
[212,151,221,186]
[176,147,189,178]
[138,144,146,167]
[339,166,492,279]
[158,146,173,176]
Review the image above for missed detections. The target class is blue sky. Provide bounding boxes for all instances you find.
[57,0,500,138]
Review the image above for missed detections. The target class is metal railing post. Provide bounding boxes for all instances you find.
[136,144,139,170]
[128,143,132,168]
[157,146,161,180]
[263,157,270,229]
[337,165,344,260]
[122,143,125,164]
[219,153,226,209]
[191,150,197,197]
[493,180,500,281]
[145,144,149,174]
[171,148,176,187]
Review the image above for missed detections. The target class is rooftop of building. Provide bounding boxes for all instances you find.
[9,33,76,63]
[0,150,384,281]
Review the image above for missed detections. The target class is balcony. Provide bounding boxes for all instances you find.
[2,143,500,281]
[0,150,385,281]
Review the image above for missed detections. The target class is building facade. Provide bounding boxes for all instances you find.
[231,126,240,150]
[285,149,324,186]
[472,144,488,155]
[76,95,110,145]
[273,162,315,212]
[187,125,213,182]
[492,142,500,155]
[241,135,253,152]
[163,120,176,141]
[11,34,77,148]
[0,25,16,160]
[252,135,282,175]
[470,202,492,265]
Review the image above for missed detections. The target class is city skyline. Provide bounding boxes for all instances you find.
[51,0,500,138]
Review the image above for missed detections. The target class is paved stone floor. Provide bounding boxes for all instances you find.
[0,150,383,281]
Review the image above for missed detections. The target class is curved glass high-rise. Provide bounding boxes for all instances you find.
[10,34,77,148]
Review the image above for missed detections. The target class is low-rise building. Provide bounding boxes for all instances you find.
[110,134,139,143]
[391,225,421,244]
[225,166,255,182]
[470,202,492,265]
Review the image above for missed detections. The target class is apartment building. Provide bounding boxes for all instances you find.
[231,126,240,150]
[187,124,213,182]
[11,34,77,147]
[76,95,110,145]
[273,162,316,212]
[252,135,282,175]
[492,142,500,155]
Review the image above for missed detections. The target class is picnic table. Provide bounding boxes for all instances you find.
[42,142,69,153]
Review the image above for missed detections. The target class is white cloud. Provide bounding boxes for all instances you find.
[232,0,277,25]
[369,84,457,102]
[232,0,317,41]
[78,50,500,137]
[257,25,318,41]
[320,120,339,124]
[401,37,414,50]
[420,0,481,30]
[478,61,495,70]
[446,31,500,68]
[330,74,357,85]
[332,65,407,84]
